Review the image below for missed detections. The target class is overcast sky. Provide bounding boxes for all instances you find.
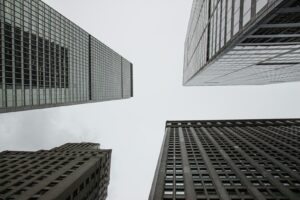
[1,0,300,199]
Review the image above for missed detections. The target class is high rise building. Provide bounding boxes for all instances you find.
[0,0,133,113]
[0,142,111,200]
[149,119,300,200]
[183,0,300,86]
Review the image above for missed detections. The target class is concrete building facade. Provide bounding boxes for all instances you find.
[149,119,300,200]
[0,143,111,200]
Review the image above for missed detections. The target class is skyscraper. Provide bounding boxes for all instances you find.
[183,0,300,86]
[149,119,300,200]
[0,0,133,113]
[0,142,111,200]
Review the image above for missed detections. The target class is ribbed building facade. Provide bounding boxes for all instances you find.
[149,119,300,200]
[0,143,111,200]
[0,0,133,113]
[184,0,300,86]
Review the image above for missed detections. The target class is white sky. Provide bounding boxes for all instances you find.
[1,0,300,199]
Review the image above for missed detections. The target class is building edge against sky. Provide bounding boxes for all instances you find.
[0,0,133,113]
[149,119,300,200]
[0,142,112,200]
[183,0,300,86]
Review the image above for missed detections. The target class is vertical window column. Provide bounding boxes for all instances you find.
[32,1,39,106]
[0,0,5,109]
[4,1,14,108]
[178,127,196,199]
[206,0,211,61]
[0,0,4,108]
[201,126,266,200]
[190,126,230,200]
[88,34,91,101]
[149,127,170,200]
[14,1,24,108]
[55,20,61,104]
[25,3,32,107]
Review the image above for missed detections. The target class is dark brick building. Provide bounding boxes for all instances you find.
[149,119,300,200]
[0,143,111,200]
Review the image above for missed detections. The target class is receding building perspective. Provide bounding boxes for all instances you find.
[149,119,300,200]
[183,0,300,86]
[0,142,111,200]
[0,0,133,113]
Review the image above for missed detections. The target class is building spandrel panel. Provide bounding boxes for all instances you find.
[0,0,133,113]
[149,119,300,200]
[184,0,300,86]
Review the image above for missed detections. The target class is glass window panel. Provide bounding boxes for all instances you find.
[256,0,268,13]
[226,0,232,42]
[233,0,240,35]
[243,0,251,26]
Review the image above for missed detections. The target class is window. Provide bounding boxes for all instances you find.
[164,190,173,195]
[176,190,185,195]
[73,189,78,197]
[80,183,84,191]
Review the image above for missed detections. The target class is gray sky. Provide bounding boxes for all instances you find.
[1,0,300,199]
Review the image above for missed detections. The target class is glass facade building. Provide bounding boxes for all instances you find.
[149,119,300,200]
[0,0,133,113]
[0,143,111,200]
[184,0,300,85]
